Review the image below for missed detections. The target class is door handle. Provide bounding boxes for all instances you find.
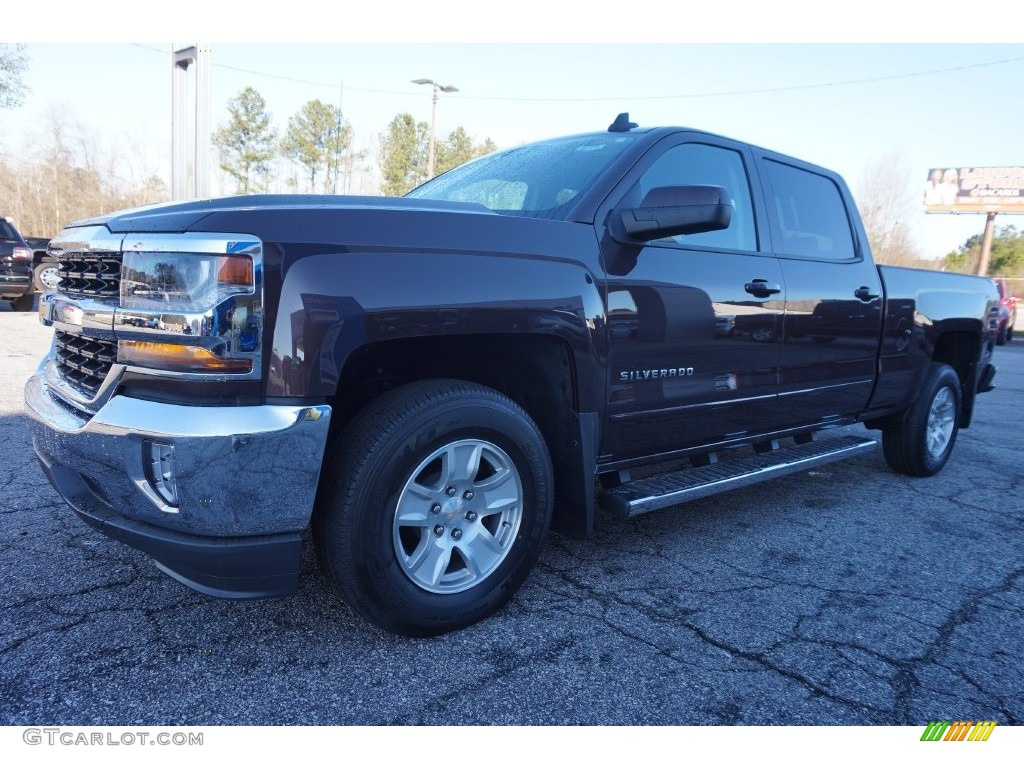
[744,279,782,297]
[854,286,880,302]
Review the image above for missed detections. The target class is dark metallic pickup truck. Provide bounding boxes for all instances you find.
[26,116,999,636]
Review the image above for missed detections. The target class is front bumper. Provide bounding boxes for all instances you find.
[25,370,332,598]
[0,269,32,298]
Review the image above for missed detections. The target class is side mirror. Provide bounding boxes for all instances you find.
[612,185,733,242]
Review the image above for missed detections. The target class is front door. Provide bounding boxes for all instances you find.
[599,138,785,462]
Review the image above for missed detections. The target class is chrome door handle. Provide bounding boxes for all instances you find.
[854,286,880,302]
[744,279,781,297]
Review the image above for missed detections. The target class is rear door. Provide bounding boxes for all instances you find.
[757,156,883,426]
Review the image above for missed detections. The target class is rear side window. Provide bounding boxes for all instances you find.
[765,160,855,260]
[0,220,17,240]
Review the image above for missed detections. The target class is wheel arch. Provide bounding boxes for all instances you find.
[931,330,980,428]
[325,333,599,539]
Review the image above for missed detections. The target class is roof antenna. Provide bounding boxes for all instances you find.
[608,113,638,133]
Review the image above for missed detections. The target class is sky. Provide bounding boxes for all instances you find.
[4,4,1024,259]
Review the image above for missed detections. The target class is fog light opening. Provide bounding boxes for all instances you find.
[144,440,179,507]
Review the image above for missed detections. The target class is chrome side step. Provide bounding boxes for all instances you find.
[598,435,877,517]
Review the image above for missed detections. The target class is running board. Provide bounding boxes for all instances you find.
[598,435,877,517]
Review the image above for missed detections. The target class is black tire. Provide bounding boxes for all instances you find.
[33,262,61,293]
[313,379,553,637]
[11,293,35,312]
[996,322,1008,345]
[882,363,961,477]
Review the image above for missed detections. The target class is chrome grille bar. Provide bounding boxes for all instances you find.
[58,252,122,298]
[53,331,117,398]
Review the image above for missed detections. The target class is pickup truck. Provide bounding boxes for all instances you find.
[25,116,1000,636]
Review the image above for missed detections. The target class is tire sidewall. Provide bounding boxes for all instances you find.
[33,263,59,293]
[996,323,1008,345]
[341,394,551,634]
[917,368,961,475]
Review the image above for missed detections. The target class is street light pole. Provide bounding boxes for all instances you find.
[428,85,439,178]
[412,78,459,179]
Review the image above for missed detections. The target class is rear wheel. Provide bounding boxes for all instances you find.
[996,322,1008,345]
[882,363,961,477]
[314,379,553,636]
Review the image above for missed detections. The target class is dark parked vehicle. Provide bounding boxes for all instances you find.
[25,116,999,636]
[0,216,34,311]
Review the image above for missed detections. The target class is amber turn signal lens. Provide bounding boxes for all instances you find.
[118,341,252,373]
[217,255,253,287]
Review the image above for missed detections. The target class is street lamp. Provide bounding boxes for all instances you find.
[412,78,459,179]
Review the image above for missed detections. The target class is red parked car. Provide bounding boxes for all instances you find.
[994,277,1018,345]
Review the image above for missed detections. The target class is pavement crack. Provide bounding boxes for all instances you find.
[891,566,1024,723]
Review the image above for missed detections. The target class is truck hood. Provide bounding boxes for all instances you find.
[69,195,494,234]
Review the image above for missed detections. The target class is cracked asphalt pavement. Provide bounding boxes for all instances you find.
[1,305,1021,725]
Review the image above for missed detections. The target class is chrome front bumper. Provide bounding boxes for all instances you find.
[24,369,332,598]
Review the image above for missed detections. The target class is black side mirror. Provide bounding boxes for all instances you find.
[612,185,733,242]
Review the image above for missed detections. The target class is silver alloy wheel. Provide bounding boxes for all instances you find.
[38,265,60,291]
[926,386,956,459]
[392,438,523,594]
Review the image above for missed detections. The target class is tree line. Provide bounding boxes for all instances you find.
[942,226,1024,277]
[214,86,496,197]
[0,61,497,238]
[0,110,167,239]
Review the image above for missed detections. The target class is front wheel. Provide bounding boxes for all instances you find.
[33,262,61,293]
[314,379,553,637]
[882,363,961,477]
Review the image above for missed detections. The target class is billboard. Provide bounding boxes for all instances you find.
[924,167,1024,213]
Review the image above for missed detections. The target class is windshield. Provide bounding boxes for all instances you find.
[406,134,639,219]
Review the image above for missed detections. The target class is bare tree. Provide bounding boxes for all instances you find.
[0,44,29,111]
[1,107,169,238]
[854,149,926,266]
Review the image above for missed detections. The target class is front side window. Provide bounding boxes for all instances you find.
[628,143,758,252]
[765,161,856,260]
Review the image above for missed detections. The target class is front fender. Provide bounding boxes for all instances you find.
[267,249,607,410]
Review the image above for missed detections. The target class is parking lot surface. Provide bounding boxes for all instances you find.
[1,305,1021,725]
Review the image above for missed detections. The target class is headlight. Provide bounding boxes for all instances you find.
[121,252,253,312]
[115,239,263,380]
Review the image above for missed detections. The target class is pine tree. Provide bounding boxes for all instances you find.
[281,99,352,193]
[212,87,277,194]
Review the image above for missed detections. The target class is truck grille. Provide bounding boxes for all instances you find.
[58,252,122,298]
[54,331,117,398]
